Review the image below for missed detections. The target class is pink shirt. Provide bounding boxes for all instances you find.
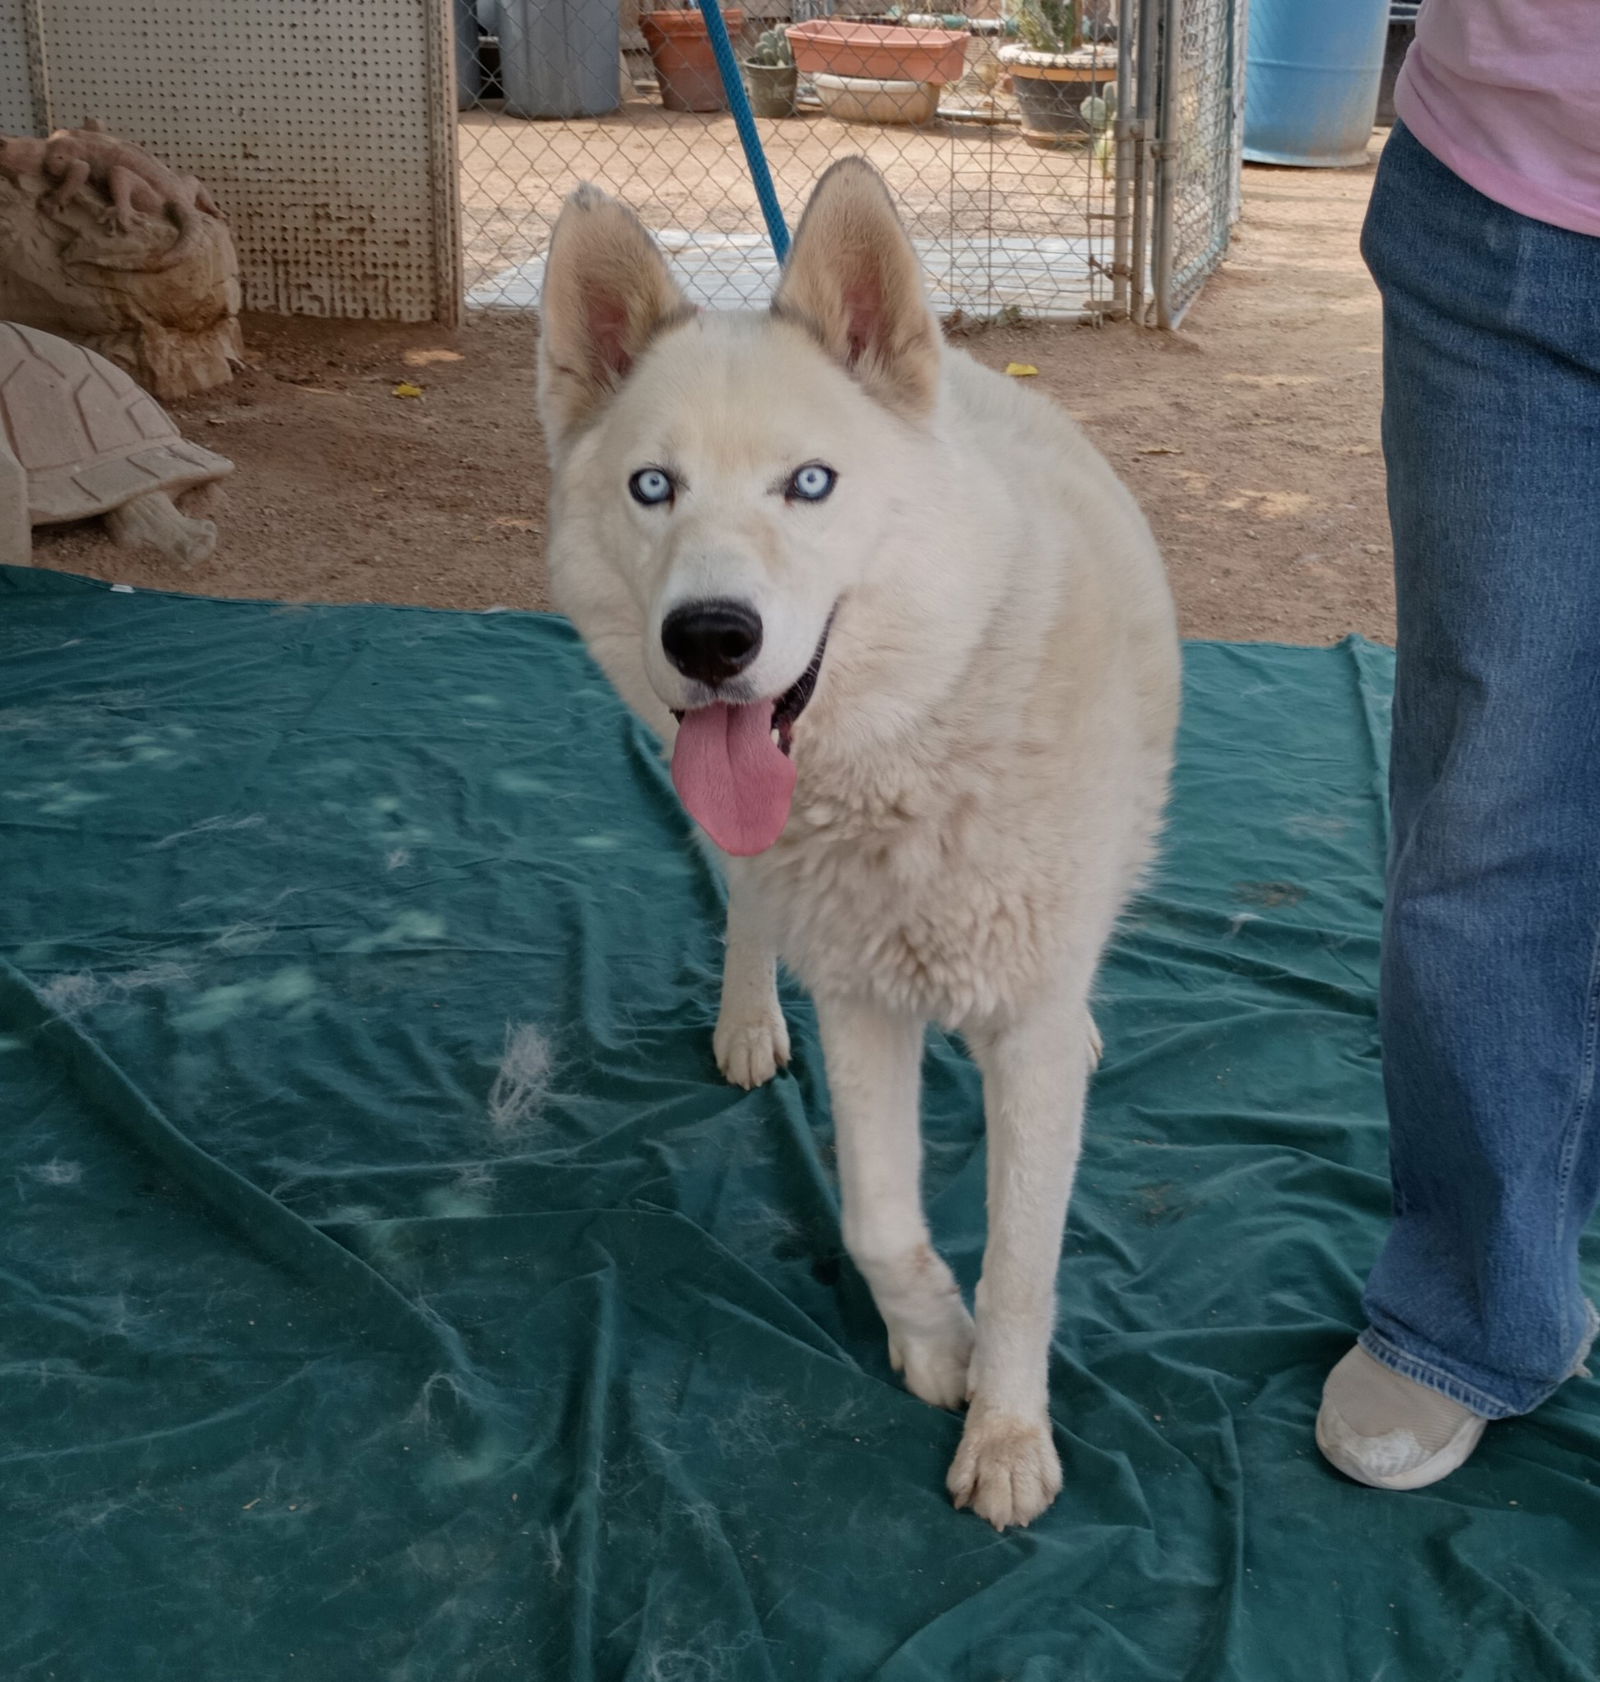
[1396,0,1600,237]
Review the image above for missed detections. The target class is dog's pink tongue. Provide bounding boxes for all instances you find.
[671,701,796,856]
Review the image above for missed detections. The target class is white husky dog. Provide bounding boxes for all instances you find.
[539,160,1179,1529]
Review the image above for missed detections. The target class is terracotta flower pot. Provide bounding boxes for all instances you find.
[785,19,968,85]
[642,9,746,112]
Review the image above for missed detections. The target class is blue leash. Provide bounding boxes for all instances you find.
[694,0,792,264]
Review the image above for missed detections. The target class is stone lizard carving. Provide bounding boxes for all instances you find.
[0,119,241,397]
[1,118,224,270]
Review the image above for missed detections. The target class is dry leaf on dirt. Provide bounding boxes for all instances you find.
[392,382,424,399]
[1005,363,1039,378]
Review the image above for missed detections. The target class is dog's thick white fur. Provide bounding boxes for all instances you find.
[539,160,1180,1528]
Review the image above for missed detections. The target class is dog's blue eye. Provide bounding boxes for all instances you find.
[629,468,674,507]
[787,464,837,503]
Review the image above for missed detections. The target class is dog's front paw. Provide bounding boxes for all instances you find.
[888,1304,975,1411]
[714,1002,791,1089]
[947,1409,1062,1530]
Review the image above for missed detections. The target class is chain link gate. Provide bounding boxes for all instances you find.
[1141,0,1244,326]
[453,0,1240,329]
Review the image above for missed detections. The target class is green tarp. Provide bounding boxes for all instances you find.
[1,565,1595,1681]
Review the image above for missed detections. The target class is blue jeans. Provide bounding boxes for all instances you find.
[1359,123,1600,1419]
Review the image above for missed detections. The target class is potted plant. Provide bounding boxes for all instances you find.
[786,18,968,125]
[786,17,968,83]
[642,4,747,113]
[742,27,798,118]
[998,0,1116,149]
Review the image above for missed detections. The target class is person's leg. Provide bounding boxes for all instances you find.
[1321,124,1600,1488]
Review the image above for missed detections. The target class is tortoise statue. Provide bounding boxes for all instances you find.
[0,320,232,569]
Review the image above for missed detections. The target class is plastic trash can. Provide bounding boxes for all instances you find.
[1244,0,1390,167]
[456,0,483,109]
[497,0,622,119]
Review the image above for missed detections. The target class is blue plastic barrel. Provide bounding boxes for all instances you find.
[1244,0,1391,167]
[497,0,621,120]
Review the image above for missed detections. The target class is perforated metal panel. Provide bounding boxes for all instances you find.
[14,0,459,322]
[0,0,42,134]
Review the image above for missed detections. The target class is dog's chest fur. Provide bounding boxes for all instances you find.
[742,706,1100,1027]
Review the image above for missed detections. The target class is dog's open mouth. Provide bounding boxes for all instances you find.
[669,615,833,857]
[769,619,831,752]
[672,614,831,750]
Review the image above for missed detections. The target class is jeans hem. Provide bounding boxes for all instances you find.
[1569,1298,1600,1380]
[1360,1301,1600,1422]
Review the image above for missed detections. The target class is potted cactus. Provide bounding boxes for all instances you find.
[998,0,1116,149]
[742,26,798,118]
[1081,86,1116,175]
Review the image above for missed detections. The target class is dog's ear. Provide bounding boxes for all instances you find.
[539,184,692,451]
[772,158,939,419]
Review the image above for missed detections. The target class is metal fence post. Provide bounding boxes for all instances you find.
[1150,0,1179,328]
[1128,0,1159,325]
[1110,0,1135,320]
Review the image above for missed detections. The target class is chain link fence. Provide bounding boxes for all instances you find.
[454,0,1239,326]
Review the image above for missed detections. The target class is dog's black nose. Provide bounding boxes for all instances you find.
[660,600,763,686]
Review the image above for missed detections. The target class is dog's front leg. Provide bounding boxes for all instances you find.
[815,994,975,1410]
[713,865,790,1089]
[949,991,1090,1529]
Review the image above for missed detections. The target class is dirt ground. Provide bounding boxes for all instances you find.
[34,143,1394,645]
